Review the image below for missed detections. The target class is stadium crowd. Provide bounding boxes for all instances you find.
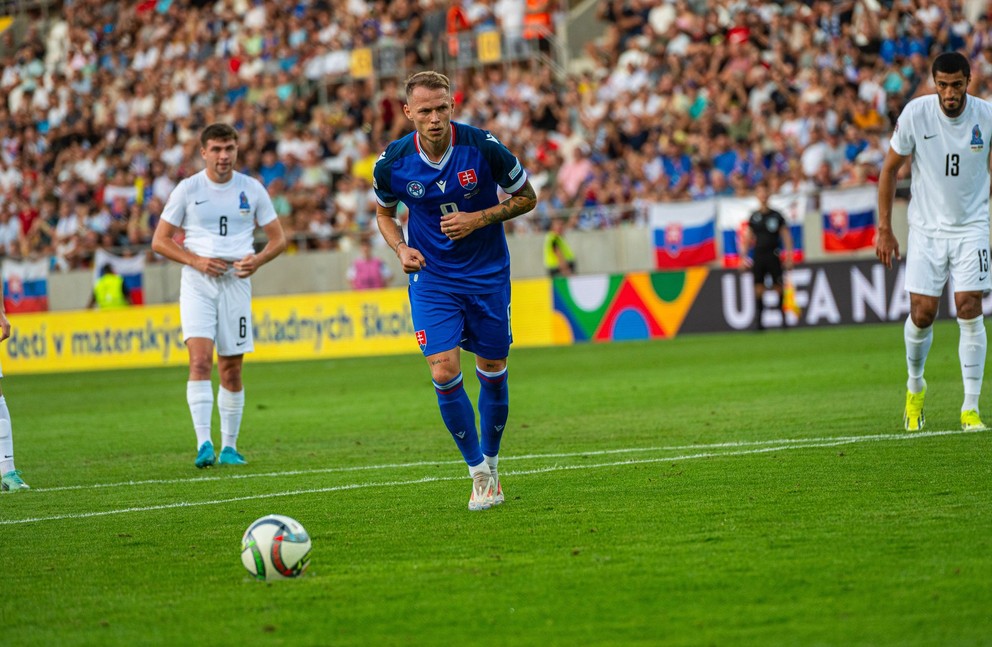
[0,0,985,271]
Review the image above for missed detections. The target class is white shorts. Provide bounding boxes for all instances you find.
[905,228,991,297]
[180,265,254,356]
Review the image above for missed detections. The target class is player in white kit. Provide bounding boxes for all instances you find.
[877,52,992,433]
[152,123,287,468]
[0,305,29,492]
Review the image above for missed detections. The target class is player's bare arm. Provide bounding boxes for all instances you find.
[376,203,426,273]
[441,180,537,241]
[233,219,287,278]
[876,147,909,269]
[151,219,230,277]
[0,309,11,343]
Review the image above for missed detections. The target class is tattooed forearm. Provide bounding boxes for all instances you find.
[479,181,537,226]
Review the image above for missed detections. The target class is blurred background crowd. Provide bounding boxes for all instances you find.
[0,0,987,271]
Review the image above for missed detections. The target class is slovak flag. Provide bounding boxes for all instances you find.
[94,248,145,305]
[718,193,807,268]
[649,199,717,269]
[2,259,49,313]
[821,186,877,252]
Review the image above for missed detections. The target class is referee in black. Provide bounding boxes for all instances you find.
[739,181,795,331]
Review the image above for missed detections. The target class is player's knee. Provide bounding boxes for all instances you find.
[956,296,984,320]
[188,356,213,379]
[429,364,460,385]
[218,366,243,390]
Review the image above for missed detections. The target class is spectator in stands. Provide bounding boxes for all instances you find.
[346,237,393,289]
[0,0,973,278]
[0,206,22,259]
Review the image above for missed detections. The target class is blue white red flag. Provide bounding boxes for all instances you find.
[94,248,145,305]
[719,193,806,268]
[821,186,877,252]
[3,259,49,313]
[649,199,717,269]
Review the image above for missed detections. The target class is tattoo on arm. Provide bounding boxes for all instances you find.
[479,182,537,226]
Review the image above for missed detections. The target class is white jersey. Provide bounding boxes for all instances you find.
[161,170,277,260]
[891,93,992,238]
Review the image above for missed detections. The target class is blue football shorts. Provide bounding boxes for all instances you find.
[409,282,512,359]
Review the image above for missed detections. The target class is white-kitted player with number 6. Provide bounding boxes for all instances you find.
[152,123,287,468]
[877,52,992,433]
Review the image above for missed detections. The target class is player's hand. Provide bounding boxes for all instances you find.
[233,253,259,278]
[397,244,426,273]
[875,229,900,269]
[439,211,476,241]
[0,313,11,343]
[193,256,230,277]
[738,257,752,274]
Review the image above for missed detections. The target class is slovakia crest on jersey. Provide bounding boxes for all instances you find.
[407,181,425,198]
[239,191,250,216]
[458,169,478,191]
[971,125,984,151]
[415,329,427,351]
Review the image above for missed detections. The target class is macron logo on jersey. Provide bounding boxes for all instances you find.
[458,169,478,190]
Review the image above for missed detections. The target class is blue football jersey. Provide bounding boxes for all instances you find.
[373,122,528,293]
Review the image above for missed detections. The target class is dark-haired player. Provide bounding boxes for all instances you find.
[152,123,287,467]
[877,51,992,432]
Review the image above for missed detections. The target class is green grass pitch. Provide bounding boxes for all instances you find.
[1,321,990,646]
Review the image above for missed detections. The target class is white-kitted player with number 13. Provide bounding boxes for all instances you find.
[877,51,992,433]
[152,123,287,468]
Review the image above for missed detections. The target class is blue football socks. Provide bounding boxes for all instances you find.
[477,367,508,459]
[434,373,483,467]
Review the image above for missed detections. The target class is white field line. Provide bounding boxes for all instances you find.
[27,429,977,494]
[0,428,983,526]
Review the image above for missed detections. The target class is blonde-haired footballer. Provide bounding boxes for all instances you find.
[152,123,287,467]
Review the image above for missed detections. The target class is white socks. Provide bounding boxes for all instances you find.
[958,316,986,412]
[186,381,214,448]
[484,454,498,472]
[905,317,933,394]
[905,315,987,412]
[218,386,245,450]
[468,461,492,478]
[187,382,246,450]
[0,395,14,474]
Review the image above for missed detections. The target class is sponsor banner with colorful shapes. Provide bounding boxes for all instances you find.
[551,270,709,342]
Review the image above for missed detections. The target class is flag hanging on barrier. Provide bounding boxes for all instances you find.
[94,248,145,305]
[649,199,717,269]
[821,186,877,252]
[718,193,807,268]
[2,258,49,313]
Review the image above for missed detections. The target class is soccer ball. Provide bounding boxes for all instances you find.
[240,514,312,581]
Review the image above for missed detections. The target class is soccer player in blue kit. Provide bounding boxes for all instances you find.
[373,71,537,511]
